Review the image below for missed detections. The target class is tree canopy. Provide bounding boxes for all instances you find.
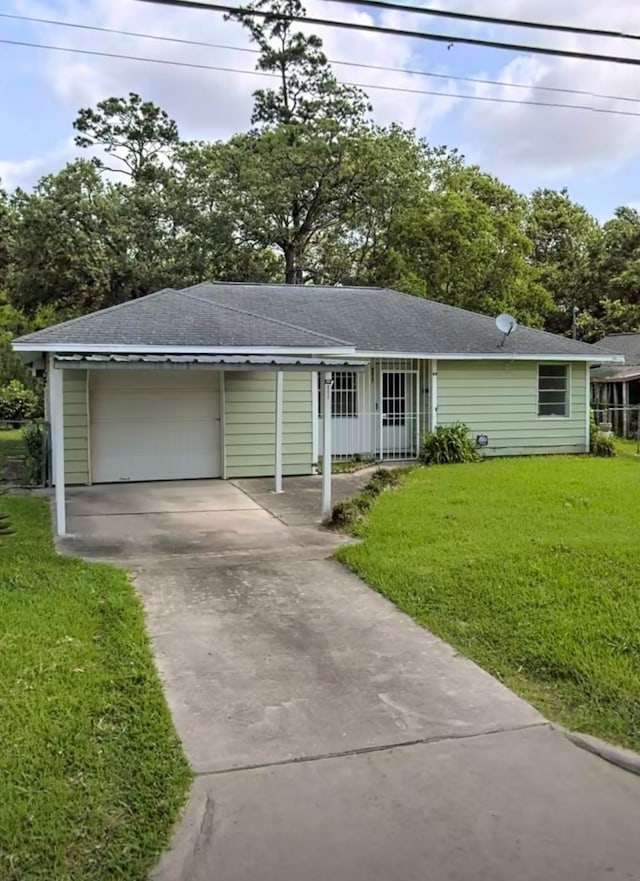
[1,0,638,364]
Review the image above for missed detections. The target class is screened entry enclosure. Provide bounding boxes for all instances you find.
[318,359,427,462]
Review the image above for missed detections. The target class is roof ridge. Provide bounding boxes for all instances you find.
[382,288,602,353]
[176,289,353,347]
[14,288,177,342]
[185,280,385,292]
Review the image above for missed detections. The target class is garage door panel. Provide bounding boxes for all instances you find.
[90,371,221,483]
[93,422,217,452]
[92,394,219,422]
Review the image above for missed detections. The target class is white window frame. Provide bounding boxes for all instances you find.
[318,370,358,419]
[537,363,571,419]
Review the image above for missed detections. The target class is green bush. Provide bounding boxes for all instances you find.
[0,380,39,425]
[589,411,616,458]
[329,467,404,529]
[366,467,401,493]
[329,499,363,529]
[420,422,479,465]
[592,433,616,458]
[23,421,45,484]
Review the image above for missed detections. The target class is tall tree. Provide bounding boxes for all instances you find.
[0,293,56,386]
[8,161,123,314]
[525,188,601,335]
[226,0,370,128]
[224,0,372,282]
[373,164,553,326]
[577,297,640,341]
[73,92,180,182]
[170,141,281,282]
[307,131,459,285]
[0,184,14,291]
[598,206,640,303]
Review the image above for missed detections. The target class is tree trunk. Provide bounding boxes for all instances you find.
[283,241,305,284]
[283,243,296,284]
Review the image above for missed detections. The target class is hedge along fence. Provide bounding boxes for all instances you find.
[0,421,49,487]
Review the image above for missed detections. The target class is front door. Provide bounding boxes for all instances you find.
[381,371,418,459]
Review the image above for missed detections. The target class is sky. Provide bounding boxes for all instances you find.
[2,0,640,220]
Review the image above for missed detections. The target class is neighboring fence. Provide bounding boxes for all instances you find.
[0,420,50,487]
[592,406,640,447]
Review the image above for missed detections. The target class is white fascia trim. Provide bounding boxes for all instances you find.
[14,343,357,357]
[355,351,625,364]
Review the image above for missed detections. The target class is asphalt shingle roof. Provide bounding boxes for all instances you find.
[15,281,619,359]
[16,288,348,349]
[596,333,640,366]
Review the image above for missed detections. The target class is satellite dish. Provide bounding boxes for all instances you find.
[496,313,517,346]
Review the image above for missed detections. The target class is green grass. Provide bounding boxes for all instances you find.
[337,456,640,751]
[0,428,23,471]
[0,496,191,881]
[615,436,640,457]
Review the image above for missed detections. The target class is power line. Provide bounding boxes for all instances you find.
[319,0,640,43]
[4,10,640,104]
[130,0,640,68]
[4,37,640,119]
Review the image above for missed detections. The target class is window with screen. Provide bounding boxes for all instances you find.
[319,372,358,418]
[538,365,569,417]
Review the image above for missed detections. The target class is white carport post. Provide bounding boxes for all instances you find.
[321,371,333,520]
[50,357,66,536]
[430,358,438,431]
[274,370,284,493]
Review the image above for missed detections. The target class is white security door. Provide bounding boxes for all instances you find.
[381,370,419,459]
[90,370,221,483]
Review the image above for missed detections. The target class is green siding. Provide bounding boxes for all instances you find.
[63,370,89,484]
[437,360,588,456]
[224,371,313,477]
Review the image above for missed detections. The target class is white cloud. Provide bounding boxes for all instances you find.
[0,140,76,189]
[437,0,640,179]
[7,0,640,191]
[3,0,458,190]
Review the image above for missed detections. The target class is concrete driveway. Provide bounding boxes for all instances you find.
[59,478,341,562]
[63,479,640,881]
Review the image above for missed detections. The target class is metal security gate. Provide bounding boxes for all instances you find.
[317,360,426,463]
[380,368,419,460]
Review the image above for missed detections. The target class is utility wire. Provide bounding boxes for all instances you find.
[4,37,640,118]
[130,0,640,68]
[4,11,640,105]
[319,0,640,43]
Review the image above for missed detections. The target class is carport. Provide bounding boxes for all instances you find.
[49,354,367,536]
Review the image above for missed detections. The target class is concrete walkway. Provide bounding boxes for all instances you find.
[233,470,371,525]
[63,479,640,881]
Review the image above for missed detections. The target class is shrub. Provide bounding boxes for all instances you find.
[0,380,39,425]
[23,421,45,484]
[592,435,616,457]
[589,411,616,458]
[329,499,363,529]
[420,422,479,465]
[329,467,404,529]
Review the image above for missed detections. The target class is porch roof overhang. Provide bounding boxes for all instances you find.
[53,353,368,371]
[591,365,640,383]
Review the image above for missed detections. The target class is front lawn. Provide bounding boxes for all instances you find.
[337,456,640,750]
[0,496,190,881]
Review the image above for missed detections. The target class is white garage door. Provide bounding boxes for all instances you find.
[90,371,221,483]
